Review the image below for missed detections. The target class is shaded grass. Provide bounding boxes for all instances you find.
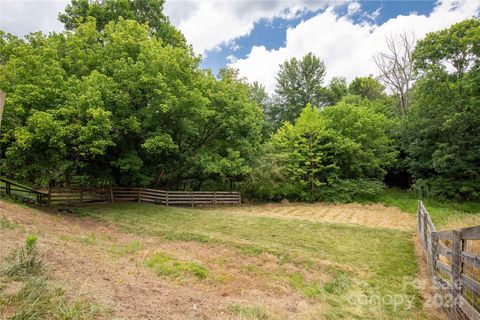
[364,188,480,228]
[77,202,427,319]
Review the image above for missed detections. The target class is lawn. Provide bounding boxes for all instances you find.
[77,201,428,319]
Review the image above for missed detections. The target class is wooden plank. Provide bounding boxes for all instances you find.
[461,274,480,298]
[458,295,480,320]
[141,189,168,196]
[451,230,463,318]
[437,230,454,240]
[462,252,480,268]
[438,243,452,258]
[461,226,480,240]
[437,261,451,275]
[425,211,436,232]
[141,194,167,200]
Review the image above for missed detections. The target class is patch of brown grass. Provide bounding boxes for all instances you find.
[208,202,416,231]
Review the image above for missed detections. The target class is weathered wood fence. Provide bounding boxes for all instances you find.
[418,200,480,320]
[0,177,240,206]
[111,187,240,205]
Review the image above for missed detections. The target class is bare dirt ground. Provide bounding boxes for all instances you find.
[0,200,441,319]
[210,202,416,231]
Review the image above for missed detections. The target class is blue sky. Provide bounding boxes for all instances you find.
[201,1,438,75]
[1,0,479,91]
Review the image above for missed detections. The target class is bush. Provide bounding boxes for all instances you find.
[317,179,385,203]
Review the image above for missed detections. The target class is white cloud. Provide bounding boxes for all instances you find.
[226,54,237,63]
[347,1,361,16]
[230,0,480,93]
[0,0,68,36]
[165,0,348,54]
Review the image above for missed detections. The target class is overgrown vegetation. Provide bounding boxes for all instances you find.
[0,236,100,319]
[0,0,478,203]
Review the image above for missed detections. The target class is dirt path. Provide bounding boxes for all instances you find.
[208,202,416,231]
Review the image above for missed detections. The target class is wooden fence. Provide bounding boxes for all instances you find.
[0,177,47,203]
[0,177,240,206]
[111,187,241,206]
[418,200,480,320]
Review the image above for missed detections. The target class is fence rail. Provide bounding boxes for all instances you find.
[112,187,241,206]
[418,200,480,320]
[0,177,240,206]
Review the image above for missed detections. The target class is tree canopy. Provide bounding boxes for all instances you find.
[0,18,262,189]
[1,4,478,203]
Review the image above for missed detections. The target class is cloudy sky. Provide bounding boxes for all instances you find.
[1,0,479,92]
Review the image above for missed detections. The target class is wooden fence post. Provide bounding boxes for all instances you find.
[138,188,141,203]
[430,231,438,276]
[238,192,241,205]
[451,230,463,315]
[423,208,428,249]
[417,201,421,235]
[166,191,169,206]
[109,184,114,203]
[214,192,217,206]
[80,185,84,203]
[191,192,193,207]
[48,185,51,205]
[5,181,10,196]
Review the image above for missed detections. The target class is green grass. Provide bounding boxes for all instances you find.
[365,188,480,227]
[228,304,269,320]
[145,252,208,280]
[77,202,427,319]
[0,236,101,319]
[0,216,18,230]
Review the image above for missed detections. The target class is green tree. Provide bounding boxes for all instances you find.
[348,76,385,101]
[58,0,186,47]
[268,101,396,201]
[324,76,348,106]
[272,53,327,129]
[0,19,262,189]
[406,18,480,200]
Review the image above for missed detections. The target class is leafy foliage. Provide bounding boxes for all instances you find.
[405,18,480,200]
[0,17,262,189]
[260,101,396,201]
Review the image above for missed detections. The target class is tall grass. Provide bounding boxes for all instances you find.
[0,236,101,319]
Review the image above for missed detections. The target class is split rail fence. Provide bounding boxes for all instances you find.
[0,177,240,206]
[418,200,480,320]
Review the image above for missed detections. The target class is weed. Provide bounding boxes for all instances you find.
[0,276,100,319]
[323,273,350,295]
[79,233,97,245]
[0,216,17,230]
[287,272,322,298]
[228,304,269,319]
[145,252,208,280]
[109,240,143,257]
[0,236,101,319]
[2,235,42,279]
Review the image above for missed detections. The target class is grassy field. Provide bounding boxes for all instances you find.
[3,188,480,319]
[365,188,480,228]
[75,202,427,319]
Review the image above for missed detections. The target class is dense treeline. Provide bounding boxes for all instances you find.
[0,0,479,201]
